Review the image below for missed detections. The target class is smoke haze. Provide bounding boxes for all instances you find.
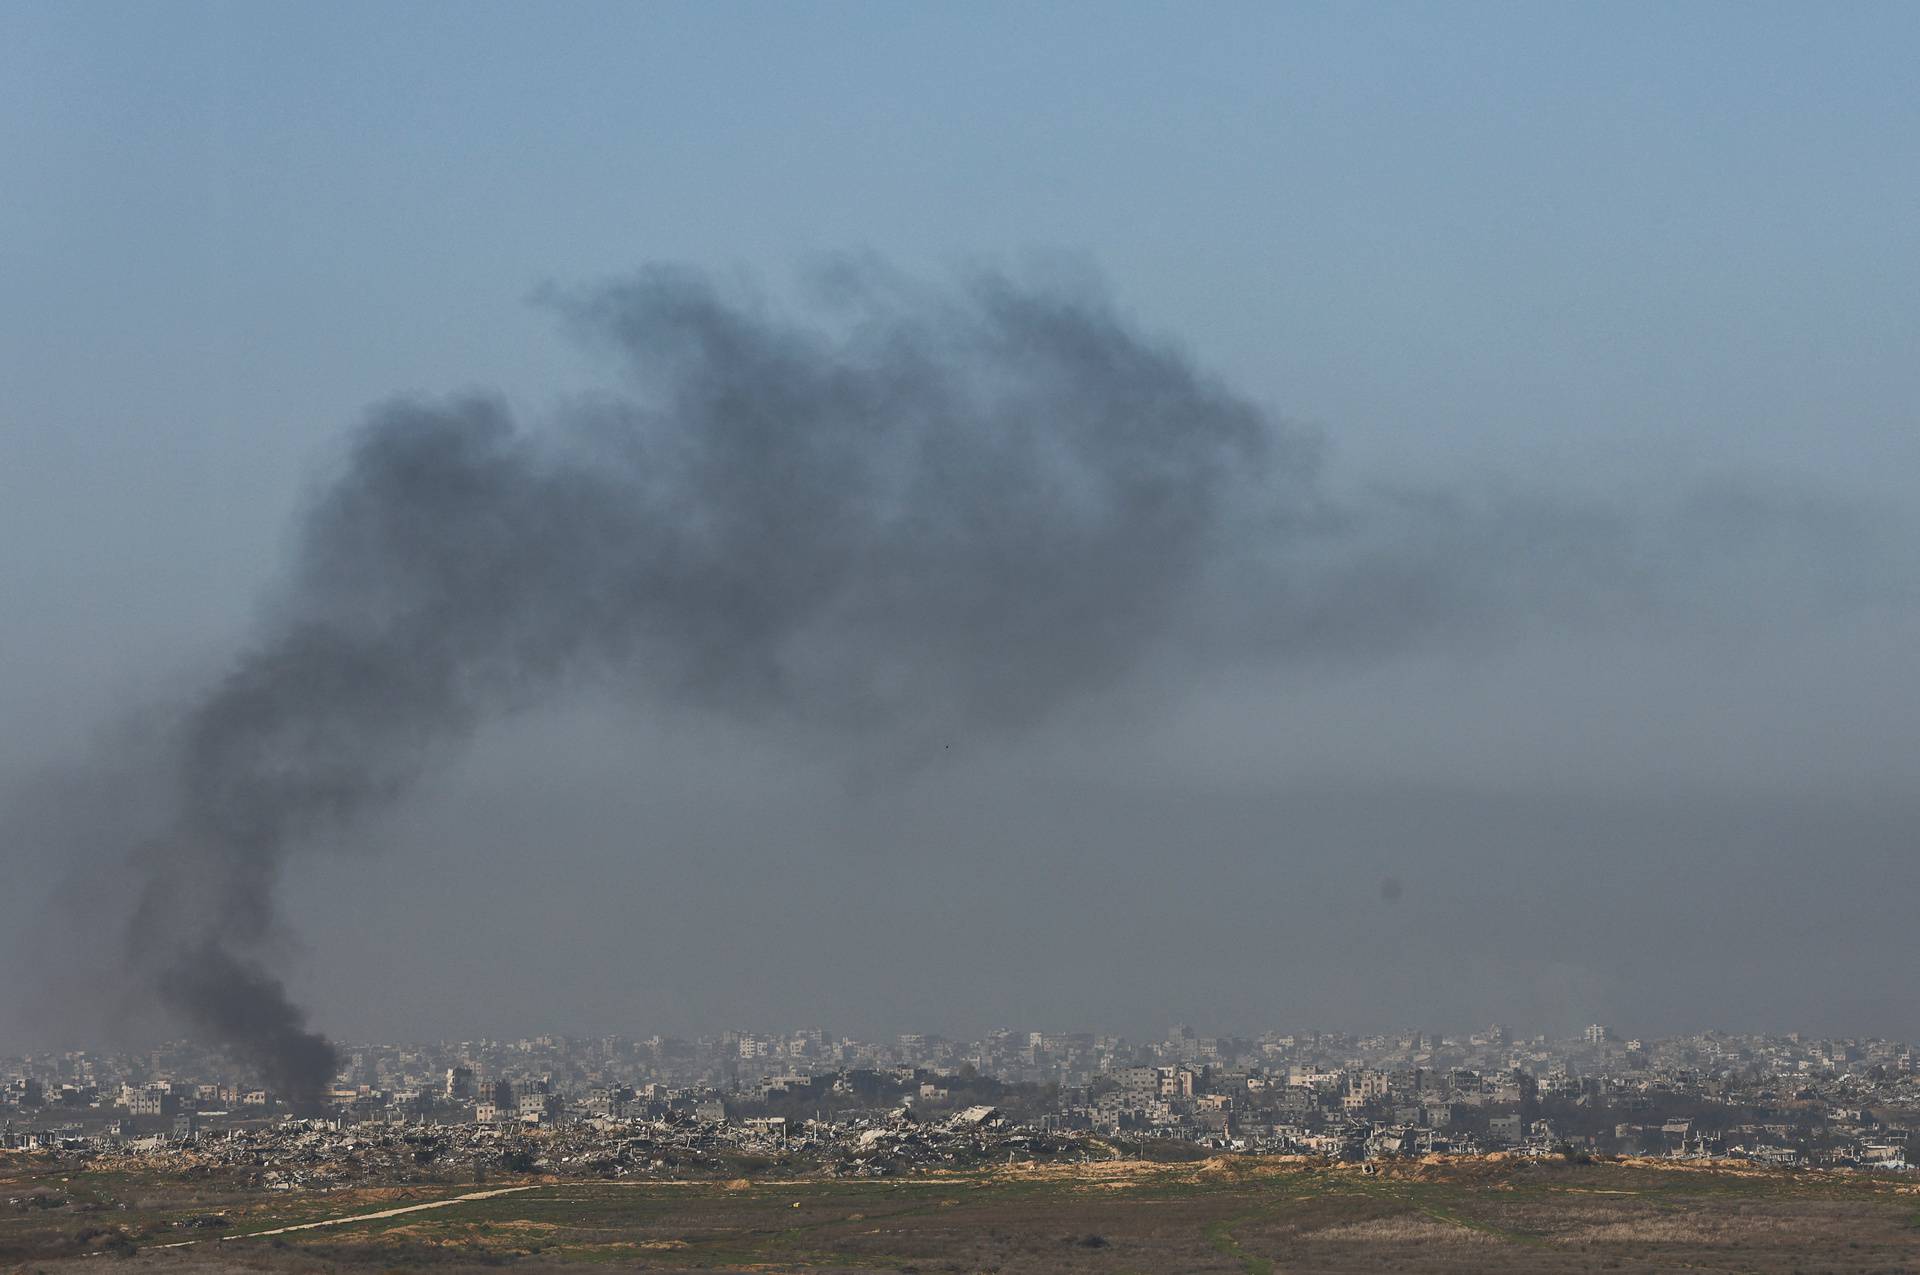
[106,264,1331,1099]
[8,6,1920,1072]
[3,257,1913,1085]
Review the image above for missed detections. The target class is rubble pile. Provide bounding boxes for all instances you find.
[5,1027,1916,1179]
[0,1105,1105,1187]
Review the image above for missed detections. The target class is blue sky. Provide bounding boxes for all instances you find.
[10,2,1917,490]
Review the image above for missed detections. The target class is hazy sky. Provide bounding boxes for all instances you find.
[4,2,1919,1051]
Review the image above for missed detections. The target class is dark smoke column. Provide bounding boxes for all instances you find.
[123,262,1301,1098]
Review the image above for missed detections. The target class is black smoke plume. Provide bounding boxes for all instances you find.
[125,262,1328,1102]
[88,259,1888,1094]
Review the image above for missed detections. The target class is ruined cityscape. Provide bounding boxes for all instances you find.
[7,1022,1916,1184]
[12,5,1920,1269]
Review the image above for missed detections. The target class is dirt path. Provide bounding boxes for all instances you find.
[149,1184,541,1248]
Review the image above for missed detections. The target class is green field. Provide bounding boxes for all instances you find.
[6,1154,1919,1272]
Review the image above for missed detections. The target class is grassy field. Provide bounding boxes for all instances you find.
[5,1153,1919,1272]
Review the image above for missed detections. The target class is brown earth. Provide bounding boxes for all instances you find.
[5,1152,1918,1272]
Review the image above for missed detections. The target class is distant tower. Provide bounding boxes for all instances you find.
[1584,1024,1611,1046]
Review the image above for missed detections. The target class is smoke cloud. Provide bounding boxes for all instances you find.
[118,262,1328,1102]
[98,260,1852,1097]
